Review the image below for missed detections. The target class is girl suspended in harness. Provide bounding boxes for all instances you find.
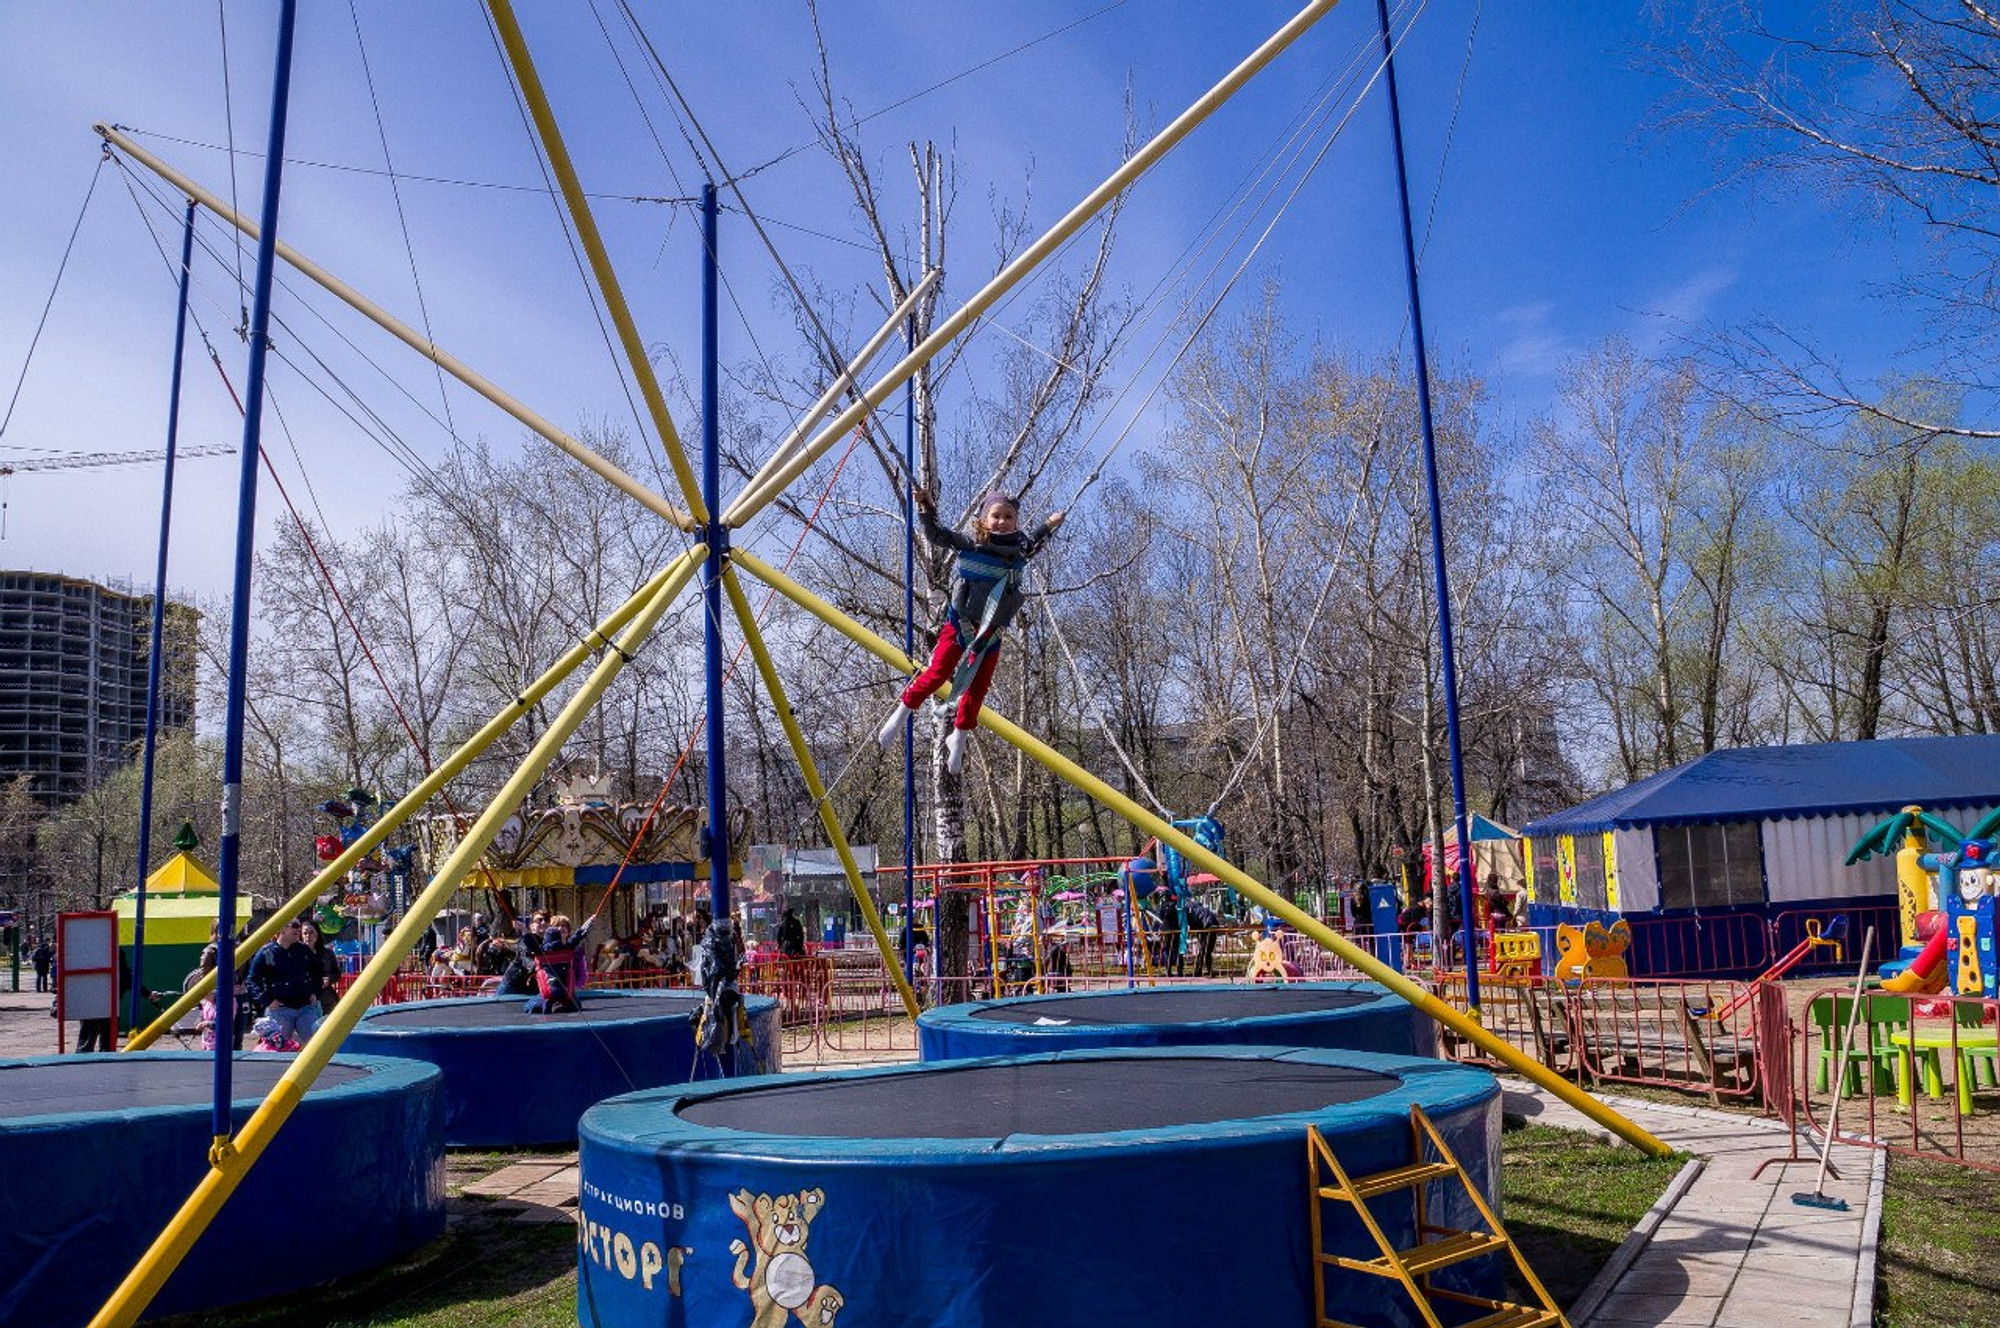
[879,486,1064,772]
[525,914,591,1014]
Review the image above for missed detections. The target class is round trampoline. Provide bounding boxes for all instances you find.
[577,1045,1501,1328]
[918,980,1437,1061]
[344,988,780,1147]
[0,1052,444,1328]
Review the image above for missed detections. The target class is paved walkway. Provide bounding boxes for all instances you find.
[1507,1085,1882,1328]
[459,1156,582,1225]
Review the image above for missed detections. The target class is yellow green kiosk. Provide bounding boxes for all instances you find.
[114,837,254,1029]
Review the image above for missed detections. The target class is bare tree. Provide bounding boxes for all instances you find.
[1658,1,2000,434]
[749,8,1133,982]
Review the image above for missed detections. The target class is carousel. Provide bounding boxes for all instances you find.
[417,771,748,939]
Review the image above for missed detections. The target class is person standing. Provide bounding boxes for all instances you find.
[29,935,53,993]
[1156,891,1186,977]
[75,948,134,1053]
[246,917,321,1045]
[777,907,807,960]
[1186,895,1221,977]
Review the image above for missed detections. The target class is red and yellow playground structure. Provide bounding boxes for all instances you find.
[1852,804,2000,998]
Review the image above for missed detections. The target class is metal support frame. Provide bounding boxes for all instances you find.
[124,556,696,1051]
[130,198,197,1028]
[85,554,699,1328]
[85,8,1678,1324]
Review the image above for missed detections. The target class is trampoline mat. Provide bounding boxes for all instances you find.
[678,1057,1397,1138]
[969,985,1377,1025]
[363,993,701,1030]
[0,1059,368,1119]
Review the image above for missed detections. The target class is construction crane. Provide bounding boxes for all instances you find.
[0,444,236,477]
[0,445,236,536]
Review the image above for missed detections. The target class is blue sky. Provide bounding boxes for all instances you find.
[0,1,1927,599]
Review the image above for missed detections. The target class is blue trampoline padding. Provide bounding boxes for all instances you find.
[917,980,1437,1062]
[344,988,780,1148]
[0,1052,443,1328]
[576,1045,1501,1328]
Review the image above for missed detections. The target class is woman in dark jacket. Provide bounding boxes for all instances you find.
[298,920,344,1017]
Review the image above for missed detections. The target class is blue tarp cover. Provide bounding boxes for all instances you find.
[1523,735,2000,836]
[345,988,778,1147]
[0,1052,443,1328]
[916,980,1436,1061]
[576,1046,1501,1328]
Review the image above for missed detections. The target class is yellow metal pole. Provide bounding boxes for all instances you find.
[718,567,921,1020]
[731,549,1671,1155]
[724,0,1344,527]
[94,124,693,533]
[84,551,702,1328]
[484,0,707,524]
[124,554,697,1050]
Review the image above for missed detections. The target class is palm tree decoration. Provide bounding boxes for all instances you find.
[1847,805,1966,954]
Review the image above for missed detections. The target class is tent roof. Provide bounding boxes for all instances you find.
[1522,736,2000,837]
[141,851,219,896]
[1444,814,1517,844]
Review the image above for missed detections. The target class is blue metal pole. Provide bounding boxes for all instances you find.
[213,0,300,1133]
[700,184,732,1028]
[1375,0,1480,1014]
[130,199,197,1030]
[902,312,917,985]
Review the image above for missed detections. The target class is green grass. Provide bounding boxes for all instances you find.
[1875,1154,2000,1328]
[148,1152,581,1328]
[149,1218,576,1328]
[1498,1121,1690,1308]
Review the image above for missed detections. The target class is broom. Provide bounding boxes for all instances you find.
[1794,925,1875,1211]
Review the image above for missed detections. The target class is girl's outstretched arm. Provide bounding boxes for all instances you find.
[913,485,976,552]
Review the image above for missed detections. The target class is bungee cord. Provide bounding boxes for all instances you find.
[0,154,106,443]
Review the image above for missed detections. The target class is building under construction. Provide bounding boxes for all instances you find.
[0,571,195,804]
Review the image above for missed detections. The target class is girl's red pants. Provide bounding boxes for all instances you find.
[903,618,1002,731]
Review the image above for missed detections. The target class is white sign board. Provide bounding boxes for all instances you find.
[58,912,117,1021]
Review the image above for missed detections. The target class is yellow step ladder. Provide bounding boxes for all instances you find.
[1308,1106,1567,1328]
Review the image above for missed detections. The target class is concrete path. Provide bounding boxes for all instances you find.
[460,1156,583,1225]
[1507,1086,1883,1328]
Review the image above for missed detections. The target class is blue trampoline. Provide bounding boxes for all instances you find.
[343,988,780,1147]
[576,1045,1500,1328]
[917,980,1437,1061]
[0,1052,443,1328]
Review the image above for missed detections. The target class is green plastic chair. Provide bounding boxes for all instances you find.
[1867,993,1940,1106]
[1951,1000,2000,1109]
[1808,995,1875,1096]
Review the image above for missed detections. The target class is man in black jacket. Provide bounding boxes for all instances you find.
[246,917,321,1045]
[777,907,807,960]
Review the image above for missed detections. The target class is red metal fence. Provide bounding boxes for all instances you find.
[333,925,2000,1174]
[1791,985,2000,1174]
